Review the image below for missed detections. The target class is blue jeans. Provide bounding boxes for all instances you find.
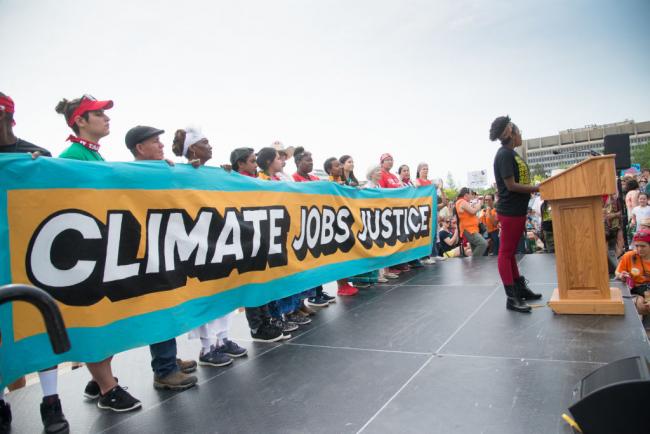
[431,242,439,258]
[150,338,179,378]
[487,230,499,255]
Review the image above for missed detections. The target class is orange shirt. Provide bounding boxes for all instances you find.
[616,251,650,287]
[479,208,498,232]
[455,199,479,235]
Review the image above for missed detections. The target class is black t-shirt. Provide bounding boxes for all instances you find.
[437,229,455,254]
[493,146,530,216]
[0,138,51,156]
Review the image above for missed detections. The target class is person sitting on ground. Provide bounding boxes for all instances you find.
[125,125,202,391]
[339,154,359,187]
[525,208,543,253]
[615,229,650,336]
[631,192,650,234]
[454,187,488,257]
[56,93,142,413]
[171,127,250,362]
[438,218,461,258]
[1,91,67,434]
[479,194,499,256]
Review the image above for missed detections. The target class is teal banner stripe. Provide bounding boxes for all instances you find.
[0,245,430,387]
[0,154,433,199]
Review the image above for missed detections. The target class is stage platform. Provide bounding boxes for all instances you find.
[6,254,650,433]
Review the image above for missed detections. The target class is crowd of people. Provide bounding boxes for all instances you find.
[0,92,469,433]
[1,94,648,433]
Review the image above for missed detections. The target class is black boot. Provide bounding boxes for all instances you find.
[40,395,69,434]
[505,285,532,313]
[514,276,542,300]
[0,400,11,434]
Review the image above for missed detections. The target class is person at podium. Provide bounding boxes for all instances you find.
[490,116,542,313]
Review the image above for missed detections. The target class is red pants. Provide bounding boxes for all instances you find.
[497,214,526,286]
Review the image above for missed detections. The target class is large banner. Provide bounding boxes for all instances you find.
[0,154,435,387]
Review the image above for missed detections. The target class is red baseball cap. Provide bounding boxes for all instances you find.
[380,153,393,163]
[0,95,16,126]
[67,94,113,127]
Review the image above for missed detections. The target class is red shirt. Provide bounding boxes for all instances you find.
[378,170,402,188]
[292,172,320,182]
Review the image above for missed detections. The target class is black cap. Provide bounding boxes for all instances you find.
[125,125,165,149]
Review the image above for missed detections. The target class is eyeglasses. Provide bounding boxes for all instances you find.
[81,94,97,102]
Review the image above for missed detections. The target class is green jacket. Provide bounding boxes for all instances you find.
[59,142,104,161]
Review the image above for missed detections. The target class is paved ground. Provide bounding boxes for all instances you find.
[6,254,650,433]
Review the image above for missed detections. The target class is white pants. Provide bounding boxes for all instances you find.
[188,311,233,342]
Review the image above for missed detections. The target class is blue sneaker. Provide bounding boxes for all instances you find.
[199,346,233,367]
[306,296,329,307]
[217,339,248,358]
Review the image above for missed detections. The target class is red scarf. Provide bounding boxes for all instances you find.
[67,135,101,152]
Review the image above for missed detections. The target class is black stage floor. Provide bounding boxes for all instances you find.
[6,254,650,433]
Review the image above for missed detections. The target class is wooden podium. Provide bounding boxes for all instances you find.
[538,155,624,315]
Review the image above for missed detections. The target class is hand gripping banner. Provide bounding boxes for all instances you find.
[0,154,436,387]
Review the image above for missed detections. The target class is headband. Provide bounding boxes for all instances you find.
[0,95,16,126]
[633,230,650,244]
[183,127,207,157]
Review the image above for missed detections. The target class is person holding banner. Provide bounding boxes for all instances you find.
[1,92,68,434]
[229,147,288,342]
[378,154,410,274]
[258,147,310,333]
[339,155,359,187]
[55,94,142,412]
[171,128,250,363]
[124,125,200,390]
[230,147,257,177]
[398,165,414,187]
[490,115,542,313]
[324,157,361,295]
[292,147,337,307]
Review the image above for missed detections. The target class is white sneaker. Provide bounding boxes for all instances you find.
[422,258,436,265]
[376,276,389,283]
[436,256,447,261]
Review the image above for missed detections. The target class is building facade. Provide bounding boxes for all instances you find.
[520,120,650,175]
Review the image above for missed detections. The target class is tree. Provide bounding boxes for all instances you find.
[445,171,456,190]
[632,140,650,170]
[531,163,547,179]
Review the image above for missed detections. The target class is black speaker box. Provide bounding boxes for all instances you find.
[603,134,631,170]
[569,356,650,434]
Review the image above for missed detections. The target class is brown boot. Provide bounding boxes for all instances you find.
[176,358,197,374]
[299,304,316,316]
[153,371,197,391]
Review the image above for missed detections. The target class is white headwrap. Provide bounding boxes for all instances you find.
[183,126,207,157]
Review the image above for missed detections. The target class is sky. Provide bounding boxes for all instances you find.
[1,0,649,186]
